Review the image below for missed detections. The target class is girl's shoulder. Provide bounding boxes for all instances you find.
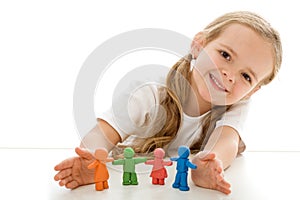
[228,99,251,112]
[217,99,251,130]
[128,84,160,111]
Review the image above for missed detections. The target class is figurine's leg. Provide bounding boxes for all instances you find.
[172,172,181,188]
[123,172,131,185]
[152,177,158,185]
[95,181,104,191]
[103,180,109,189]
[131,172,138,185]
[158,178,165,185]
[179,172,189,191]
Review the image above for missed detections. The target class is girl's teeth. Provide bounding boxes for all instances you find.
[210,74,226,91]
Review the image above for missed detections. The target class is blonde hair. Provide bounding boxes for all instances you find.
[129,11,282,154]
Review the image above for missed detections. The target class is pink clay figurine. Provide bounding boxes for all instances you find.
[145,148,173,185]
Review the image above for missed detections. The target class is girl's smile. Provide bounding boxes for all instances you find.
[209,73,229,93]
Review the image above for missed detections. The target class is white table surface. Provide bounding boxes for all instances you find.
[1,148,299,200]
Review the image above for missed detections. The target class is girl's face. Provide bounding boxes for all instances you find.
[192,23,274,106]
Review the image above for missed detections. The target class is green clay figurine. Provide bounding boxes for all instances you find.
[112,147,147,185]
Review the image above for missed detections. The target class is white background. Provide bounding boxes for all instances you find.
[0,0,298,151]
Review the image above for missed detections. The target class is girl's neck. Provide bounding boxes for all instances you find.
[183,77,211,117]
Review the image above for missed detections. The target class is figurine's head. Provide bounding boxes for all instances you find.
[94,148,109,161]
[177,146,190,158]
[124,147,135,159]
[154,148,165,159]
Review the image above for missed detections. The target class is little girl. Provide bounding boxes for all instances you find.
[54,11,282,194]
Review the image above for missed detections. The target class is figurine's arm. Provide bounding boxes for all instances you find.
[112,159,125,165]
[163,161,173,166]
[87,160,98,169]
[145,160,154,165]
[170,157,178,162]
[104,158,114,163]
[186,160,197,169]
[134,157,147,164]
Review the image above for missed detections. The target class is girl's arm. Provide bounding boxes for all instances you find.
[80,119,122,152]
[204,125,239,169]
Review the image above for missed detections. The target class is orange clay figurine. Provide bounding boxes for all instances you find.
[87,148,114,191]
[145,148,172,185]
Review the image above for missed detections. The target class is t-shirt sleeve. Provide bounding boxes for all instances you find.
[215,99,250,153]
[97,85,161,142]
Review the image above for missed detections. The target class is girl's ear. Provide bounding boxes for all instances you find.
[191,32,205,59]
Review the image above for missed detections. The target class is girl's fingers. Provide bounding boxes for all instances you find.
[54,168,72,181]
[215,166,231,194]
[54,157,75,171]
[216,184,231,195]
[75,147,94,160]
[55,147,92,171]
[196,151,216,161]
[216,174,224,182]
[59,175,73,187]
[218,178,231,189]
[216,165,223,173]
[66,180,79,189]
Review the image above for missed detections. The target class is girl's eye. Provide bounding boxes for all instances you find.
[220,51,231,61]
[242,72,252,83]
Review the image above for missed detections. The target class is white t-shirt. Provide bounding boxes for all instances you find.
[98,84,249,157]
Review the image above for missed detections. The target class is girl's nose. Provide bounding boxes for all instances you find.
[222,69,234,83]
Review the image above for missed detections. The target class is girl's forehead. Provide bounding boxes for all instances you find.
[215,23,263,44]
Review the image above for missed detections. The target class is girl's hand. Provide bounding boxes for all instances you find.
[191,152,231,194]
[54,147,95,189]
